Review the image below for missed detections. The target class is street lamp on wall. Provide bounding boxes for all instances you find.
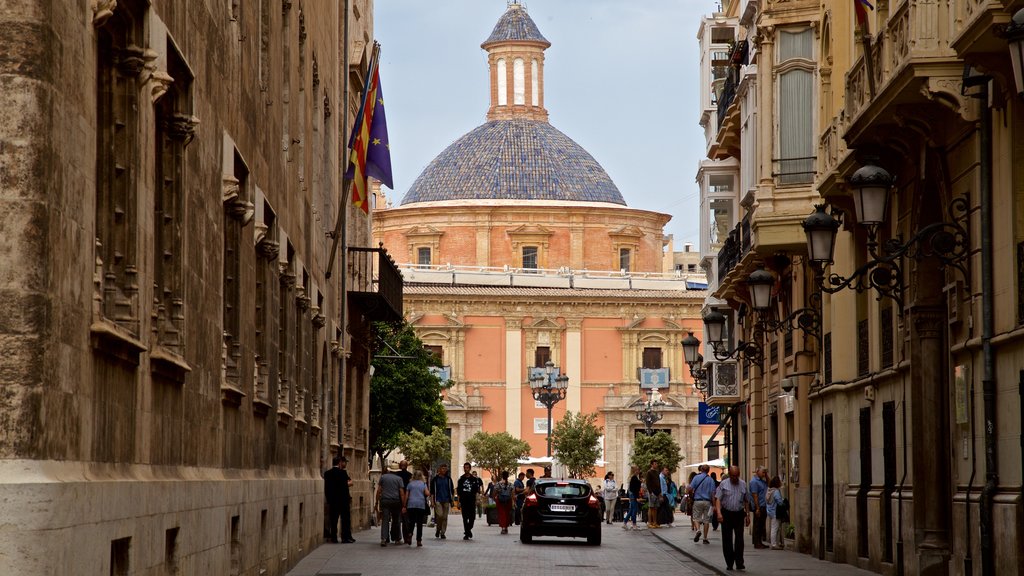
[1004,8,1024,99]
[530,359,568,458]
[800,161,970,311]
[702,309,763,366]
[745,267,823,346]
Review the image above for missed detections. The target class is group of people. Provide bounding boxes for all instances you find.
[688,464,788,571]
[326,455,787,571]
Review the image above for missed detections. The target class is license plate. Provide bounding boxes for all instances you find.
[549,504,575,512]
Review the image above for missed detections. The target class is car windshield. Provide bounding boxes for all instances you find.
[536,483,590,498]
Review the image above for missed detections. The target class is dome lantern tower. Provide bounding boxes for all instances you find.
[481,2,550,122]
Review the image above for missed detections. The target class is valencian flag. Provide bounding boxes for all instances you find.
[346,44,393,213]
[854,0,874,31]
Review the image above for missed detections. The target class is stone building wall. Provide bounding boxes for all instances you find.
[0,0,374,574]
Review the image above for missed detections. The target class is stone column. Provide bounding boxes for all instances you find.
[908,306,951,575]
[565,319,583,413]
[505,318,524,437]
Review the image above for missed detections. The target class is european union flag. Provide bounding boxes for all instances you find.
[346,44,393,212]
[363,74,393,190]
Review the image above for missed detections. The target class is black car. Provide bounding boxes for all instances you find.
[520,479,602,545]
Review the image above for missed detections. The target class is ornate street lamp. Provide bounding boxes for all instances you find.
[681,332,710,401]
[1005,8,1024,99]
[635,387,666,435]
[746,268,822,345]
[530,359,568,457]
[801,161,970,311]
[702,309,762,365]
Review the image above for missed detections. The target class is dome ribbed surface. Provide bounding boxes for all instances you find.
[400,119,626,206]
[481,4,551,49]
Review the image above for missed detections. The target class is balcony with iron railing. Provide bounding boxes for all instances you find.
[348,245,403,323]
[709,40,748,160]
[715,213,753,290]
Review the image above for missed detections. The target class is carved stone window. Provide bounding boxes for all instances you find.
[508,224,552,270]
[222,148,253,405]
[405,226,443,268]
[153,40,197,365]
[609,225,643,272]
[95,2,147,339]
[278,243,296,419]
[254,198,279,412]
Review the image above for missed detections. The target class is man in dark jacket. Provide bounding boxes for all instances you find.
[429,463,456,539]
[456,462,483,539]
[644,459,663,528]
[323,456,354,543]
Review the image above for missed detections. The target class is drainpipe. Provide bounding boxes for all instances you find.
[897,373,908,576]
[977,80,997,576]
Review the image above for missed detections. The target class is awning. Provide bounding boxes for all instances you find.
[684,457,728,468]
[703,401,744,450]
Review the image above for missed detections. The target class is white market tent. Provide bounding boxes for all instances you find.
[684,457,728,469]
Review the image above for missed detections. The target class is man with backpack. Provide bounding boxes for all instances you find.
[494,470,515,534]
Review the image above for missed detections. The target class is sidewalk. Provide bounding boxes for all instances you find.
[647,523,877,576]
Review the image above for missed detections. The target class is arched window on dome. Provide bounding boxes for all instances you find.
[531,59,539,106]
[513,58,525,105]
[497,58,507,106]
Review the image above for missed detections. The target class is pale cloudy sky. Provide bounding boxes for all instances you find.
[374,0,713,247]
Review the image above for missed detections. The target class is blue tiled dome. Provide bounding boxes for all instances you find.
[400,119,627,206]
[481,4,551,49]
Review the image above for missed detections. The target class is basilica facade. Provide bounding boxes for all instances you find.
[373,3,711,481]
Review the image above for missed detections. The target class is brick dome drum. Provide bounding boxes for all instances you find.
[400,119,627,206]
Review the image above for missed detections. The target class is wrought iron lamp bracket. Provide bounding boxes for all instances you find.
[814,195,970,312]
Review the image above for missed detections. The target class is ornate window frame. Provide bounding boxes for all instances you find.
[508,224,553,270]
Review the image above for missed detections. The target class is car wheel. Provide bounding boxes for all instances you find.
[587,528,601,546]
[520,527,533,544]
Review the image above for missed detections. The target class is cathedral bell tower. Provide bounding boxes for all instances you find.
[481,2,550,122]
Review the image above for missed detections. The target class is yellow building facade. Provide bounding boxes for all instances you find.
[699,0,1024,574]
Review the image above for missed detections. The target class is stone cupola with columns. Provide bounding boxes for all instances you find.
[482,1,549,122]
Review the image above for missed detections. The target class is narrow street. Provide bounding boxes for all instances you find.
[286,519,715,576]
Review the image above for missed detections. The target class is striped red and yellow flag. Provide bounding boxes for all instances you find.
[346,45,393,213]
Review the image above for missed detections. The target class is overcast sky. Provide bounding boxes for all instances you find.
[374,0,711,248]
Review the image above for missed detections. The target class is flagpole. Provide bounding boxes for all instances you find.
[862,32,876,99]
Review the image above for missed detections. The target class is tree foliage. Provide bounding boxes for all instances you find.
[630,431,683,472]
[396,425,451,474]
[551,411,603,479]
[463,431,531,481]
[369,321,446,469]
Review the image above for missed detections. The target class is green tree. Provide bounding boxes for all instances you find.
[369,321,447,469]
[463,431,531,482]
[630,431,683,473]
[396,425,451,475]
[551,411,603,479]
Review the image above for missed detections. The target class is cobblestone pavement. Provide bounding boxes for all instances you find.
[287,518,716,576]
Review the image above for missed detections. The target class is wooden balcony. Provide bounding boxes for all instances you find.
[347,246,403,323]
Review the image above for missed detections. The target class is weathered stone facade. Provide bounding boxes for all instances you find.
[0,1,378,574]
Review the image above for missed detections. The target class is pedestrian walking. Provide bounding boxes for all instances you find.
[494,470,515,534]
[375,468,407,547]
[513,472,526,525]
[396,460,413,544]
[766,475,785,549]
[644,459,663,528]
[323,456,355,544]
[622,465,642,530]
[456,462,483,539]
[406,471,430,547]
[659,467,675,527]
[749,466,768,549]
[710,471,721,531]
[429,463,455,539]
[602,472,618,525]
[474,471,486,519]
[688,464,715,545]
[714,465,750,571]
